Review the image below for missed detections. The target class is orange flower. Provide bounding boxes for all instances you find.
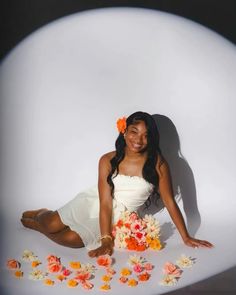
[96,255,112,268]
[7,259,21,269]
[100,284,111,291]
[116,220,123,228]
[116,117,126,134]
[69,261,81,269]
[127,278,138,287]
[136,243,146,251]
[125,237,139,250]
[44,279,55,286]
[14,270,23,278]
[120,268,132,276]
[31,260,41,268]
[67,279,78,288]
[137,272,151,282]
[149,238,162,250]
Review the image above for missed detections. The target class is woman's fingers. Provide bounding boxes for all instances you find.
[185,237,214,248]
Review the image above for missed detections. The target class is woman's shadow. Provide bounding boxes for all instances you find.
[139,114,201,238]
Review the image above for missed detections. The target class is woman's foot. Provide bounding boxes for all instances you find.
[22,208,48,219]
[21,217,42,232]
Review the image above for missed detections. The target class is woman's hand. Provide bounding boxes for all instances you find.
[88,239,114,258]
[183,236,214,248]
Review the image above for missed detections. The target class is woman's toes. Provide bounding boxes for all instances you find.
[22,208,48,219]
[21,217,41,231]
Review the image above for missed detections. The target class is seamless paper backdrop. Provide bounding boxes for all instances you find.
[0,8,236,295]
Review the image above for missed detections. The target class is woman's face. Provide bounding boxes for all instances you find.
[124,120,148,153]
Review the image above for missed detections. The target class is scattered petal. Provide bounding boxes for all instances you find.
[159,274,177,286]
[101,275,112,282]
[97,255,112,268]
[31,260,41,268]
[44,279,55,286]
[82,281,94,290]
[163,262,182,277]
[29,269,47,280]
[7,259,21,269]
[67,279,78,288]
[120,267,132,276]
[69,261,81,269]
[176,255,194,268]
[56,274,66,282]
[14,270,23,278]
[106,267,116,275]
[22,250,37,262]
[127,278,138,287]
[137,271,151,282]
[100,284,111,291]
[119,276,128,283]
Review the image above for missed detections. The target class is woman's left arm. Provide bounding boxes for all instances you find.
[157,160,213,248]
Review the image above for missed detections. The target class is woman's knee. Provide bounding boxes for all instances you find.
[36,211,66,233]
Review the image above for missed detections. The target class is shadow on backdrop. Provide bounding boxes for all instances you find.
[139,114,201,237]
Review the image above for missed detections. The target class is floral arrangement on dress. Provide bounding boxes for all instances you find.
[112,211,162,251]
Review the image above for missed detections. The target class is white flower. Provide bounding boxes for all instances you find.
[79,263,96,274]
[176,254,194,268]
[29,269,47,280]
[128,254,146,266]
[143,215,161,236]
[22,250,38,262]
[159,274,177,286]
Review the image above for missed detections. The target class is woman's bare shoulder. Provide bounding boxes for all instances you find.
[99,151,116,167]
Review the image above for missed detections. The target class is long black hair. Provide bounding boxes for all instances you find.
[107,111,163,206]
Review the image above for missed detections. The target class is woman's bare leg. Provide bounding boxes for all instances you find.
[21,210,84,248]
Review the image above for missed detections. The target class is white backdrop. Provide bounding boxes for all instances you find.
[0,8,236,295]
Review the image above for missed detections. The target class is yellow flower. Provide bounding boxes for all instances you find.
[14,270,23,278]
[56,274,66,281]
[127,278,138,287]
[120,268,132,276]
[149,238,162,250]
[100,284,111,291]
[31,260,41,268]
[146,235,152,245]
[67,279,78,287]
[101,275,112,282]
[69,261,81,269]
[44,279,55,286]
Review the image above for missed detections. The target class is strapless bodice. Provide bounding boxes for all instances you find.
[112,174,153,220]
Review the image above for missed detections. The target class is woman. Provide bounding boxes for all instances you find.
[21,111,213,257]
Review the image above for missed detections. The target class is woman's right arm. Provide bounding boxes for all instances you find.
[88,153,114,257]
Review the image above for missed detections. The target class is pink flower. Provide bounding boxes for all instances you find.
[129,212,138,222]
[96,255,112,268]
[133,263,143,273]
[163,262,182,277]
[144,263,153,271]
[47,262,63,273]
[62,268,72,276]
[7,259,21,269]
[47,255,61,264]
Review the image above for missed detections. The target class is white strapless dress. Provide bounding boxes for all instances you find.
[57,174,153,250]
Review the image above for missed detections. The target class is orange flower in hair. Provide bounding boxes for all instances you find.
[116,117,126,134]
